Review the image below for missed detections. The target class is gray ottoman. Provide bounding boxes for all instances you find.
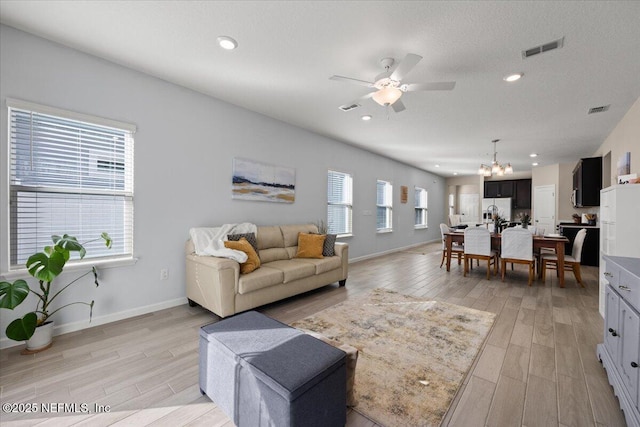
[199,311,347,427]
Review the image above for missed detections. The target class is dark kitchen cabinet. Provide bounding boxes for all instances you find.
[484,180,514,198]
[514,179,532,209]
[572,157,602,207]
[484,179,530,208]
[559,224,599,266]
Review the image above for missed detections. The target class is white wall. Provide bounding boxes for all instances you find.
[593,96,640,184]
[0,25,445,345]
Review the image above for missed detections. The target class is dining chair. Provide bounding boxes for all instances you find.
[440,223,464,268]
[500,228,535,285]
[540,228,587,286]
[463,227,498,280]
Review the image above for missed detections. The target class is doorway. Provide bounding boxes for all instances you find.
[533,184,556,234]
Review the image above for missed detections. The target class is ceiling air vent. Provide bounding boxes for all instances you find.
[339,103,360,112]
[522,37,564,59]
[588,105,610,114]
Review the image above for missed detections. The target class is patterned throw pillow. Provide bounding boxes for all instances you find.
[227,232,258,252]
[223,238,261,274]
[323,234,337,257]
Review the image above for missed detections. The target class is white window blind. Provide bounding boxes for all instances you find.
[8,101,135,268]
[327,170,353,235]
[414,187,428,227]
[376,180,393,231]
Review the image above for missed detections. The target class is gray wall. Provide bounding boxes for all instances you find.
[0,25,445,345]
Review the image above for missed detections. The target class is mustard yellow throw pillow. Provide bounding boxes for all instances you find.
[296,233,325,259]
[224,238,261,274]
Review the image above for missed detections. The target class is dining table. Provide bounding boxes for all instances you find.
[444,230,571,287]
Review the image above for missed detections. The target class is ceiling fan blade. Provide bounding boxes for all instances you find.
[402,81,456,91]
[330,75,375,88]
[390,53,423,81]
[391,99,406,113]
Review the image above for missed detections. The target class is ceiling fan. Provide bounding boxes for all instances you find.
[330,53,455,113]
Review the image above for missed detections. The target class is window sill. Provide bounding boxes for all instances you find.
[414,225,429,230]
[377,229,393,234]
[1,257,138,281]
[336,233,353,239]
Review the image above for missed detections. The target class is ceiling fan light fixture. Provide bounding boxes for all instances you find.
[372,86,402,106]
[217,36,238,50]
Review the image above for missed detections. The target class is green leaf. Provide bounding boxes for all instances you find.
[0,280,30,309]
[6,312,37,341]
[54,234,85,253]
[101,232,112,249]
[26,251,66,282]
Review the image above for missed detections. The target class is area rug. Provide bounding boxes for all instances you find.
[291,288,496,427]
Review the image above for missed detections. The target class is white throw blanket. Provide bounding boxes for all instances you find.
[190,223,258,262]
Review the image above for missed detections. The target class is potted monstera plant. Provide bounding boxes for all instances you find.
[0,233,111,353]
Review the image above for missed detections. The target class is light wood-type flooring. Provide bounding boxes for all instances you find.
[0,242,627,426]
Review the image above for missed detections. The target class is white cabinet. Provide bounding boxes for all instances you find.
[599,185,640,316]
[597,255,640,427]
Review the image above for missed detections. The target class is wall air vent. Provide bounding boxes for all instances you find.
[522,37,564,59]
[339,103,360,112]
[588,105,610,114]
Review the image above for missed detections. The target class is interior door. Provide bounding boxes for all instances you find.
[533,184,556,234]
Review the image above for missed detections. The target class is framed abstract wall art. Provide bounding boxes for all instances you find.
[232,158,295,203]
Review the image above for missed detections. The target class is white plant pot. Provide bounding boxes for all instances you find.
[26,321,54,351]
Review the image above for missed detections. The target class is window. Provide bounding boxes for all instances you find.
[376,180,393,232]
[414,187,428,228]
[327,170,352,235]
[7,99,135,269]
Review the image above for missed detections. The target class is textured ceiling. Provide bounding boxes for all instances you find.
[1,1,639,176]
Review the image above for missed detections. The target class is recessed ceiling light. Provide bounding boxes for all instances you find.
[217,36,238,50]
[529,153,538,158]
[361,115,372,121]
[532,162,539,166]
[435,164,440,168]
[453,172,458,175]
[503,73,523,82]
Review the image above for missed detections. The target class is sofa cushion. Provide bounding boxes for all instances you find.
[259,247,290,263]
[263,260,316,283]
[224,238,261,274]
[296,233,325,259]
[238,267,284,294]
[228,232,258,252]
[293,256,342,274]
[322,234,337,257]
[281,224,318,248]
[257,226,284,250]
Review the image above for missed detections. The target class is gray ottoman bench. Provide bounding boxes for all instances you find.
[199,311,347,427]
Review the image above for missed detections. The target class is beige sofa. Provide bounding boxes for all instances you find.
[185,224,348,318]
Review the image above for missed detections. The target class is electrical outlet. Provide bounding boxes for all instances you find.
[160,268,168,280]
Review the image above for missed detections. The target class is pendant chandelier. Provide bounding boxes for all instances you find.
[477,139,513,177]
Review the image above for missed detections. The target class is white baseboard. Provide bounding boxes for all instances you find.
[350,239,440,264]
[0,297,187,349]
